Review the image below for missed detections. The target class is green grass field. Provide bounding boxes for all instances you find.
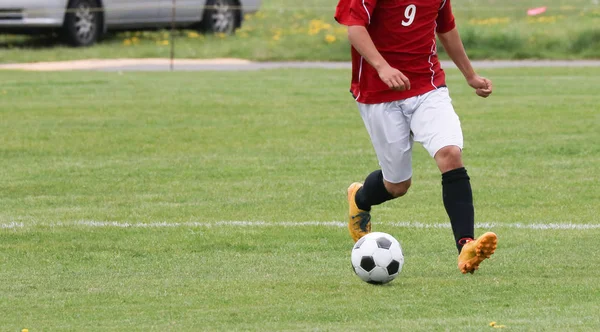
[1,67,600,331]
[1,0,599,63]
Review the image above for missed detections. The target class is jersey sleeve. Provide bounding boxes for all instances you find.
[436,0,456,33]
[334,0,377,27]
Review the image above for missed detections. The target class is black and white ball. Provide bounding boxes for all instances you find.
[351,232,404,284]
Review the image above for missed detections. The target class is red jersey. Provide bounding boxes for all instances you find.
[334,0,456,104]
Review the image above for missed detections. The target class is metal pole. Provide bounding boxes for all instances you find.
[170,0,176,71]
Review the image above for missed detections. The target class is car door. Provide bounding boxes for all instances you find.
[104,0,160,25]
[157,0,202,23]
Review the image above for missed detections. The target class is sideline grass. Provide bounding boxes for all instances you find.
[1,67,600,330]
[1,0,599,63]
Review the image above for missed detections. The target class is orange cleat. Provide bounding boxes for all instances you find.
[347,182,371,242]
[457,232,498,274]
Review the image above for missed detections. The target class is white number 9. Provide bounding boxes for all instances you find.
[402,4,416,27]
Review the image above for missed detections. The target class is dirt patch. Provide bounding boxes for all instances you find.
[0,58,252,71]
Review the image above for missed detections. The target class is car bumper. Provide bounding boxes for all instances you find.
[0,0,66,28]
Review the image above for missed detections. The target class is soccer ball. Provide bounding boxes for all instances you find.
[351,232,404,284]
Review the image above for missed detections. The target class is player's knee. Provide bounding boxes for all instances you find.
[385,179,411,198]
[436,145,462,161]
[435,145,463,172]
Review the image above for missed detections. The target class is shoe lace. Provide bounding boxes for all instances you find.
[352,212,371,232]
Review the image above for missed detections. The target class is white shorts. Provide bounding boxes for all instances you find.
[357,87,463,183]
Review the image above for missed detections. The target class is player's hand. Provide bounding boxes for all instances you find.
[467,75,493,98]
[378,65,411,91]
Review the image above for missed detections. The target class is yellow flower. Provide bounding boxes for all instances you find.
[216,33,227,39]
[468,17,510,26]
[157,40,169,46]
[272,30,282,41]
[489,321,506,328]
[123,39,132,46]
[308,19,331,35]
[187,31,200,38]
[131,37,139,44]
[325,34,336,43]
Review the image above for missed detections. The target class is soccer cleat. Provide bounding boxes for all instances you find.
[347,182,371,242]
[457,232,498,274]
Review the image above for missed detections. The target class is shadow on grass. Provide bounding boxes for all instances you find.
[0,34,62,49]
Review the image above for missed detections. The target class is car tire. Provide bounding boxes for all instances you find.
[201,0,240,34]
[63,0,102,47]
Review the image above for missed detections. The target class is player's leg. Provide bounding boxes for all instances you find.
[348,101,413,242]
[435,145,475,251]
[410,87,497,273]
[356,171,411,211]
[435,145,497,274]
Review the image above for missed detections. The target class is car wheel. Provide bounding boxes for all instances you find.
[63,0,101,46]
[201,0,240,34]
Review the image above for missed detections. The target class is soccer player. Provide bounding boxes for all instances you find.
[335,0,498,274]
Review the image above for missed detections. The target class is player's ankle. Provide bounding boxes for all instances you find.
[457,237,474,252]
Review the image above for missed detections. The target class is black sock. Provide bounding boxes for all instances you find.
[442,167,475,253]
[354,170,394,211]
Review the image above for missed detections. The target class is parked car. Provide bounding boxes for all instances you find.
[0,0,261,46]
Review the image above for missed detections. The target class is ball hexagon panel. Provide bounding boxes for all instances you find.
[357,239,378,256]
[369,266,390,283]
[389,243,403,260]
[372,248,393,267]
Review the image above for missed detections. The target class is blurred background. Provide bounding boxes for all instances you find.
[1,0,599,64]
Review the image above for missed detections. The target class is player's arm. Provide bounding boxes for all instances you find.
[347,25,411,91]
[435,0,492,98]
[437,28,492,98]
[335,0,409,90]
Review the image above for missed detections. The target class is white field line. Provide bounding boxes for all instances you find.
[1,220,599,230]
